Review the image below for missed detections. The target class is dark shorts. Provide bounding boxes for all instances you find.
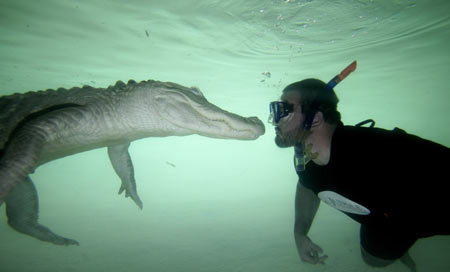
[360,223,417,260]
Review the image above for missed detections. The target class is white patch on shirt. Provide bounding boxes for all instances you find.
[318,191,371,215]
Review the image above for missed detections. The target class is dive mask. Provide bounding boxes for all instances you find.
[268,101,293,125]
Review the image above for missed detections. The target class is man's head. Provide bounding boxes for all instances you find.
[273,78,341,148]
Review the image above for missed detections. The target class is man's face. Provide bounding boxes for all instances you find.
[274,91,304,148]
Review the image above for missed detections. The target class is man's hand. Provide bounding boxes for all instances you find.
[297,235,328,264]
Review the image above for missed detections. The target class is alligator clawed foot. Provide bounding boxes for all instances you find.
[118,184,143,210]
[8,220,80,246]
[52,235,80,246]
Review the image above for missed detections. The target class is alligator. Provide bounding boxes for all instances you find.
[0,79,265,245]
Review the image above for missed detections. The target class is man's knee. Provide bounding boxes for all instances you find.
[360,245,395,267]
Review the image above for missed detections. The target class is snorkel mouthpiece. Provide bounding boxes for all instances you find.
[294,144,307,172]
[294,60,357,173]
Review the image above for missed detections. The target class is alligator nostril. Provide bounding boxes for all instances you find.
[247,117,265,135]
[249,116,261,123]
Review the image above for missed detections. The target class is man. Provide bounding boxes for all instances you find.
[269,65,450,271]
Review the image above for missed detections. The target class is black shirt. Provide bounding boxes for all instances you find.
[299,125,450,238]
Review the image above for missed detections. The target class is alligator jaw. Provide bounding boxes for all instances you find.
[152,86,266,140]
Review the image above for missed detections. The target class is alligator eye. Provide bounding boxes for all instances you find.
[190,87,204,97]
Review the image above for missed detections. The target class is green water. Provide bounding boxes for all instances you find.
[0,0,449,271]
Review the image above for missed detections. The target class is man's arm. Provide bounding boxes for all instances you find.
[294,181,328,264]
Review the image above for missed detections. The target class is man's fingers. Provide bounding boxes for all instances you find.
[317,254,328,265]
[298,237,327,265]
[301,250,327,265]
[310,242,324,254]
[311,251,328,265]
[301,252,318,264]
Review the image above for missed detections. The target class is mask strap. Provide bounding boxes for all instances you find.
[303,109,317,131]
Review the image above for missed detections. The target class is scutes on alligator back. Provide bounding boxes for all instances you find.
[0,80,160,149]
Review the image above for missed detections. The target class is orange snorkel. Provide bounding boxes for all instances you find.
[326,60,357,90]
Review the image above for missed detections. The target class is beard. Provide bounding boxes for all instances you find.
[274,127,300,148]
[275,134,292,148]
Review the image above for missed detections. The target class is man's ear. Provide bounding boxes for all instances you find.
[311,111,324,128]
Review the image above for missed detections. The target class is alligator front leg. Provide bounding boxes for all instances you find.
[5,176,79,245]
[108,143,143,209]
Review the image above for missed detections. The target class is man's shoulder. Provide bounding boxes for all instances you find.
[339,124,396,135]
[334,124,395,145]
[337,124,414,142]
[337,124,448,155]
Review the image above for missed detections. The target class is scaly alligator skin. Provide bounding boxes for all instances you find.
[0,79,265,245]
